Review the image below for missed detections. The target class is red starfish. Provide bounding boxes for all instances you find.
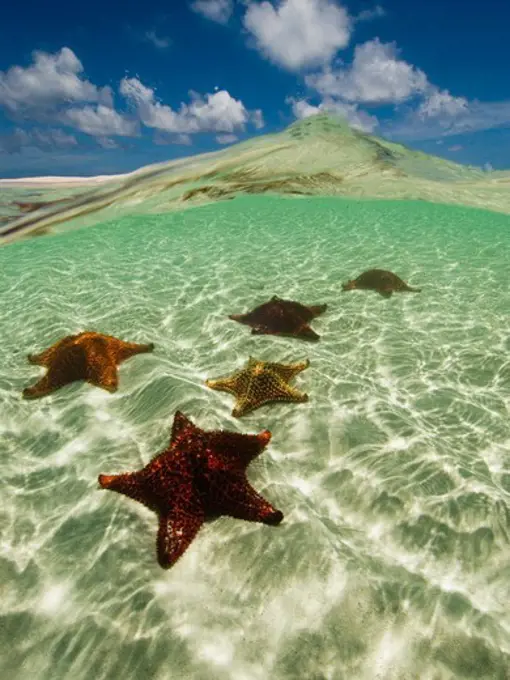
[98,411,284,569]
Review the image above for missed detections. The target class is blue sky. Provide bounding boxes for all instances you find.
[0,0,508,177]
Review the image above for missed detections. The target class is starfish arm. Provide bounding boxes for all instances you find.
[233,371,308,416]
[296,324,320,341]
[26,335,76,367]
[268,359,310,381]
[262,381,309,406]
[110,338,155,363]
[208,473,284,526]
[228,313,248,325]
[156,507,204,569]
[276,384,309,403]
[308,304,327,317]
[23,343,89,398]
[86,358,119,393]
[22,374,60,399]
[170,411,199,444]
[98,471,149,505]
[27,350,54,366]
[205,376,238,395]
[206,430,272,469]
[27,353,45,366]
[231,398,256,418]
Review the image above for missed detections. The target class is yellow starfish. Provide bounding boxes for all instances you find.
[206,356,310,417]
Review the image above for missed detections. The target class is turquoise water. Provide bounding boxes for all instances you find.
[1,195,510,679]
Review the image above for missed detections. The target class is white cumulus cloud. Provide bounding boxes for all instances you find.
[306,38,428,104]
[282,28,510,142]
[216,133,239,144]
[0,45,266,156]
[96,137,120,149]
[175,133,193,145]
[418,88,468,119]
[288,97,322,119]
[120,76,264,135]
[144,30,171,50]
[62,104,139,137]
[385,99,510,140]
[243,0,351,71]
[355,5,385,21]
[0,47,137,141]
[190,0,234,24]
[251,108,265,129]
[287,95,378,132]
[299,36,506,141]
[0,127,78,153]
[0,47,108,113]
[188,89,250,131]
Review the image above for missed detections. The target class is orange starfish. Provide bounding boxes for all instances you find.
[23,331,154,399]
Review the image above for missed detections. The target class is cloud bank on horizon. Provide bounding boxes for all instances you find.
[0,0,509,175]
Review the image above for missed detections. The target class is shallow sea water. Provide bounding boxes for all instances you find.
[1,195,510,679]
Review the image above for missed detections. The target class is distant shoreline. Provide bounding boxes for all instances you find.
[0,174,129,188]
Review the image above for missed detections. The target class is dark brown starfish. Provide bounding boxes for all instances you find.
[229,295,327,341]
[206,356,310,417]
[98,411,283,568]
[342,269,421,298]
[23,331,154,399]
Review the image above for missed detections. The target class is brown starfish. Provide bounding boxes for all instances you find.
[206,356,310,417]
[342,269,422,298]
[23,331,154,399]
[98,411,283,568]
[229,295,327,341]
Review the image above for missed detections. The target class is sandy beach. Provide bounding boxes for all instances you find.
[0,173,130,188]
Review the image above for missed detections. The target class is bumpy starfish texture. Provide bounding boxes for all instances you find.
[98,411,283,568]
[206,356,310,417]
[229,295,327,341]
[23,331,154,399]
